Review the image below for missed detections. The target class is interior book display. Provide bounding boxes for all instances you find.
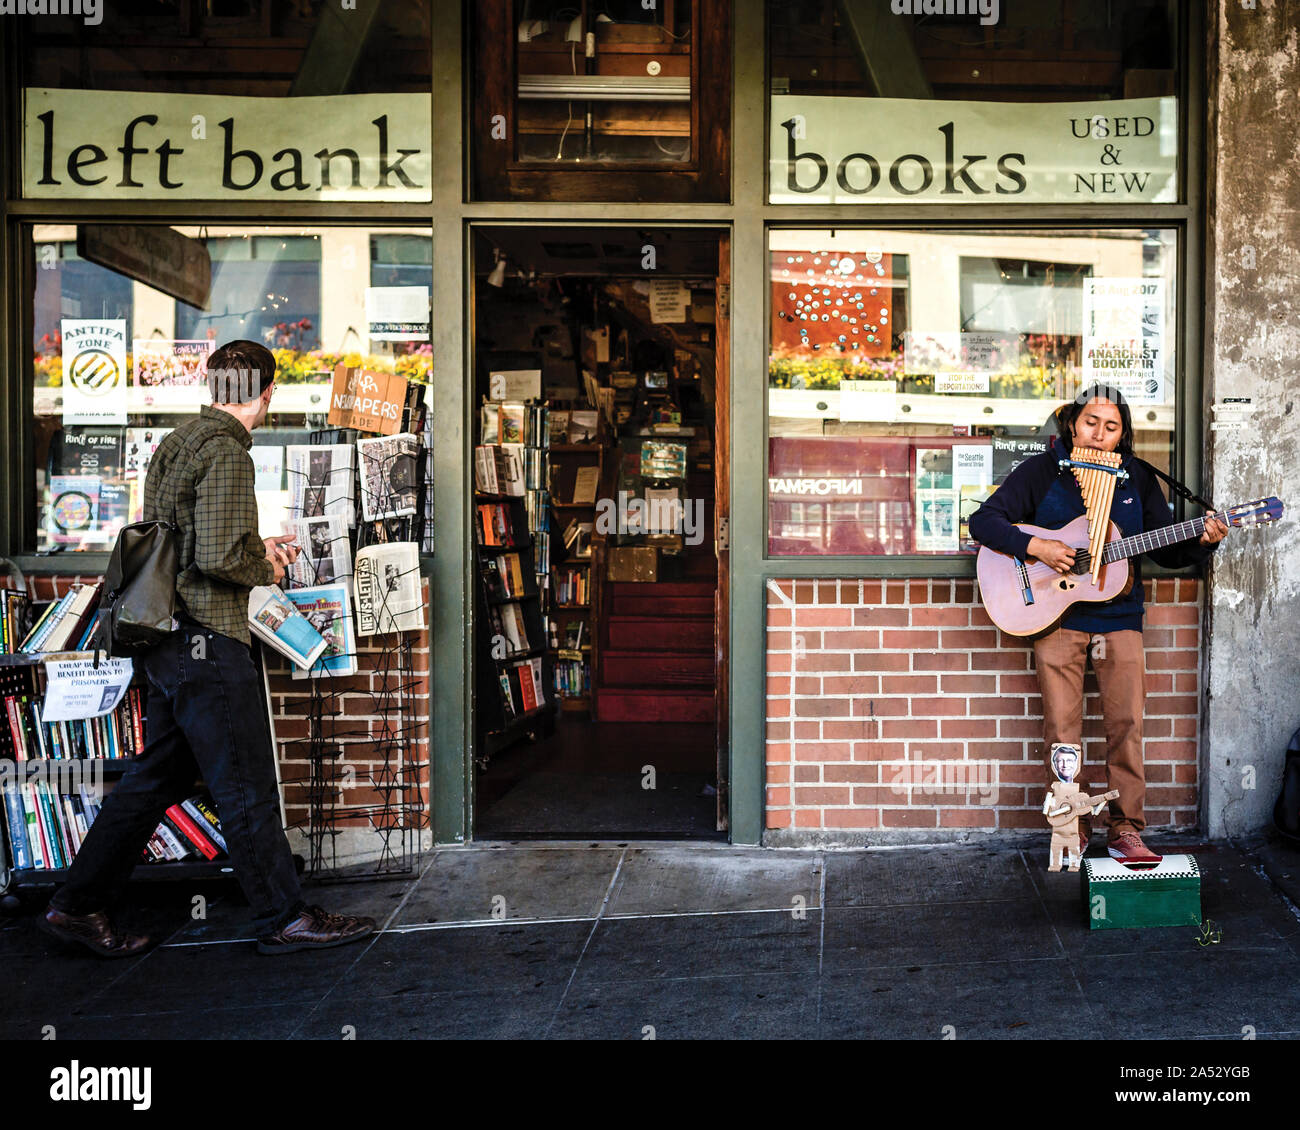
[473,399,555,763]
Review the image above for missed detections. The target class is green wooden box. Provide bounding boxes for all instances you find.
[1083,854,1201,930]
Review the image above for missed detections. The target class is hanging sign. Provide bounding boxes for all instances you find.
[78,224,211,310]
[61,319,128,425]
[25,88,432,202]
[770,95,1177,204]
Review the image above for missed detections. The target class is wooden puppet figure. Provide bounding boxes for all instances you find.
[1043,743,1120,872]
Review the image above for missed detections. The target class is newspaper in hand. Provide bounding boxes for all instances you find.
[354,542,424,635]
[247,585,329,671]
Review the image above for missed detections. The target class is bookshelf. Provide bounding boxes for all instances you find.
[0,647,236,899]
[547,442,605,714]
[473,401,556,763]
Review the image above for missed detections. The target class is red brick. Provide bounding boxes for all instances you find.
[913,652,970,671]
[790,740,851,760]
[882,808,938,827]
[941,718,997,738]
[823,808,879,828]
[1178,578,1200,600]
[1144,673,1172,693]
[939,809,996,828]
[970,650,1030,670]
[794,765,821,782]
[1150,695,1200,715]
[851,741,907,761]
[968,605,996,628]
[953,581,976,603]
[822,720,881,741]
[882,719,936,738]
[942,629,999,649]
[905,741,966,759]
[767,676,792,696]
[767,630,793,651]
[968,696,1026,716]
[1175,764,1197,783]
[1143,764,1173,783]
[823,763,877,783]
[767,763,791,784]
[793,580,816,604]
[798,607,855,627]
[861,581,883,603]
[932,580,952,602]
[766,787,790,806]
[849,697,911,717]
[793,721,821,739]
[816,580,841,604]
[1001,764,1048,784]
[766,810,792,829]
[823,674,880,696]
[769,699,791,717]
[767,607,793,628]
[823,629,881,650]
[1142,628,1174,648]
[908,580,929,603]
[1145,605,1199,626]
[884,581,906,605]
[796,786,851,806]
[1145,740,1197,759]
[1174,673,1198,692]
[766,721,791,740]
[911,606,969,627]
[1143,717,1172,737]
[854,652,910,671]
[910,696,967,716]
[852,608,910,627]
[879,674,938,695]
[999,716,1042,738]
[799,697,855,718]
[1174,629,1200,647]
[968,740,1030,759]
[1172,717,1197,737]
[794,676,821,695]
[998,673,1041,694]
[851,785,904,807]
[799,652,853,672]
[999,810,1047,829]
[768,653,792,673]
[794,808,821,828]
[881,630,939,649]
[943,674,998,693]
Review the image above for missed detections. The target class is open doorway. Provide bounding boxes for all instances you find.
[470,226,729,840]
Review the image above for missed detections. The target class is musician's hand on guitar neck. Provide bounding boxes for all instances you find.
[1028,536,1076,574]
[1199,516,1230,546]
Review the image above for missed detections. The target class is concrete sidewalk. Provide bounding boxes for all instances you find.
[3,836,1299,1040]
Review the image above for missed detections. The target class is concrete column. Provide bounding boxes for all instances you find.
[1203,2,1300,837]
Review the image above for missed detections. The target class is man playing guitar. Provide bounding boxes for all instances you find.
[969,385,1229,865]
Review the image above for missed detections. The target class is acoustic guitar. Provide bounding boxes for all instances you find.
[975,497,1284,637]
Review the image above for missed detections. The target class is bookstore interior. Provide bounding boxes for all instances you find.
[470,227,728,839]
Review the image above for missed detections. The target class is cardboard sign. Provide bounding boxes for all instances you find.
[326,363,407,436]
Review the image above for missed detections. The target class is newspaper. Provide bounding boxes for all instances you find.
[286,444,356,528]
[356,433,419,521]
[289,513,352,587]
[284,584,357,679]
[354,542,424,635]
[247,586,328,671]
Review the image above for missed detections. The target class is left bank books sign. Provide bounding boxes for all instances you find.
[23,88,432,202]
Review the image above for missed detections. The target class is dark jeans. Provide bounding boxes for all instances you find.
[52,617,304,936]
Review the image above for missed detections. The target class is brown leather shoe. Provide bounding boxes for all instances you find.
[256,904,376,955]
[41,905,153,959]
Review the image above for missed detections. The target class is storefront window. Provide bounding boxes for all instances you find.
[767,0,1181,204]
[471,0,730,201]
[767,227,1177,556]
[28,224,432,554]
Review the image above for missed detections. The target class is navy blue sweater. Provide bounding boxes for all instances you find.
[967,436,1216,633]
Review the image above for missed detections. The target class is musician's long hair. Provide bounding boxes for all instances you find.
[1055,383,1135,458]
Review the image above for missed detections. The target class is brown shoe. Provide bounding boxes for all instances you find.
[41,905,153,959]
[1108,831,1162,867]
[256,904,376,955]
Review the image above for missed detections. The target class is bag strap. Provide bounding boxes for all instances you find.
[1137,459,1217,512]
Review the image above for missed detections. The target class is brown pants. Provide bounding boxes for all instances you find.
[1032,627,1146,839]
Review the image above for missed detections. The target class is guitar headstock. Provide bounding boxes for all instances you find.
[1224,497,1284,528]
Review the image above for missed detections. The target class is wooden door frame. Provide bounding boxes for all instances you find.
[715,233,731,831]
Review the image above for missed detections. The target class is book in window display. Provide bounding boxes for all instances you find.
[356,433,419,521]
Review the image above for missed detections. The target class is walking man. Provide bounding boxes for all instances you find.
[43,340,375,956]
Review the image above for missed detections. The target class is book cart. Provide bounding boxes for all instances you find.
[0,647,243,910]
[474,400,556,766]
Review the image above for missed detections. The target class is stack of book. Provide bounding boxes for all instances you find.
[4,686,145,761]
[17,584,103,653]
[2,787,227,872]
[497,656,546,720]
[554,657,590,698]
[554,567,589,606]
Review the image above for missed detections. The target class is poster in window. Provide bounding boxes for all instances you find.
[1082,278,1165,403]
[365,286,430,344]
[953,444,994,550]
[132,339,215,387]
[913,448,957,552]
[61,320,128,425]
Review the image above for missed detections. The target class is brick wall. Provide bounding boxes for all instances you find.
[20,575,431,841]
[764,577,1202,840]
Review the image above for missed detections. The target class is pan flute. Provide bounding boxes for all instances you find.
[1067,445,1125,585]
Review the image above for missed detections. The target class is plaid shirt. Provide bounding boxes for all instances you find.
[144,404,274,645]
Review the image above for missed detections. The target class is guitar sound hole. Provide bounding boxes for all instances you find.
[1058,579,1070,590]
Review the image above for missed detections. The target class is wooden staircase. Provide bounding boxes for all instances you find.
[596,578,717,723]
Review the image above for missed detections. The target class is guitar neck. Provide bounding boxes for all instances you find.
[1103,512,1219,563]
